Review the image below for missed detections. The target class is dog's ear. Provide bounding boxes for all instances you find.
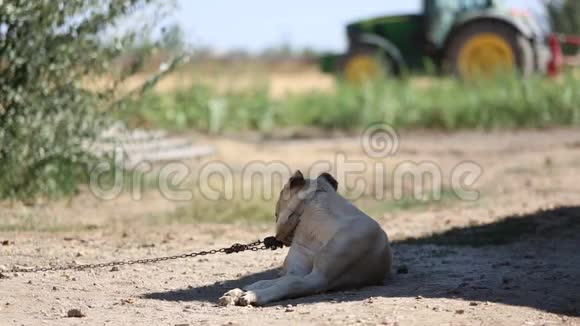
[318,172,338,191]
[289,170,306,189]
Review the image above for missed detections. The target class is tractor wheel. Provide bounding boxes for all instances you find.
[445,21,534,79]
[341,47,397,83]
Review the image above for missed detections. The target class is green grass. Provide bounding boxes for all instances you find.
[151,198,275,225]
[119,73,580,133]
[0,213,99,232]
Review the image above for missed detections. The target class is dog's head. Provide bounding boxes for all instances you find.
[274,170,338,245]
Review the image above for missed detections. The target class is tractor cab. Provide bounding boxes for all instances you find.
[424,0,502,46]
[426,0,499,14]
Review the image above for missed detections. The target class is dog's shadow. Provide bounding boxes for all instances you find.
[143,206,580,316]
[144,268,280,303]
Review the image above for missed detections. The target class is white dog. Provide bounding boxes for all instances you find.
[219,171,392,306]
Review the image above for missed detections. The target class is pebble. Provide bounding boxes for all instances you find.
[66,309,85,318]
[1,240,10,246]
[110,267,120,272]
[396,265,409,274]
[121,298,135,305]
[469,302,478,306]
[455,309,465,314]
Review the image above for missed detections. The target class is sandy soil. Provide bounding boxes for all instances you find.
[1,129,580,325]
[118,63,335,99]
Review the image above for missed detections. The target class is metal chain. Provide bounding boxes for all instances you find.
[2,237,285,274]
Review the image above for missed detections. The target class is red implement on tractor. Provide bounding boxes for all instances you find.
[548,34,580,77]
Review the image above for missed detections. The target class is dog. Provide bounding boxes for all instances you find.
[219,170,392,306]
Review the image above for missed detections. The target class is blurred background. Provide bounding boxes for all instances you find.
[0,0,579,219]
[1,0,580,216]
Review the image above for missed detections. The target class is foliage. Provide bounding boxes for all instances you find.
[545,0,580,34]
[120,74,580,134]
[120,83,272,133]
[0,0,168,199]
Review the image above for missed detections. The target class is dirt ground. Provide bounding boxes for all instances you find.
[1,129,580,325]
[119,61,335,99]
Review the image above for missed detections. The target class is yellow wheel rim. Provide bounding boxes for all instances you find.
[458,33,515,79]
[345,54,383,83]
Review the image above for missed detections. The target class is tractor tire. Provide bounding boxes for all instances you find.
[444,21,535,79]
[340,47,399,83]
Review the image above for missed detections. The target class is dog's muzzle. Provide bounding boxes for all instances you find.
[275,212,301,246]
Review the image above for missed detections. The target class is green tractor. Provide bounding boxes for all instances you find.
[320,0,550,81]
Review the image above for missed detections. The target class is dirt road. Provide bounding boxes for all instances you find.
[1,129,580,325]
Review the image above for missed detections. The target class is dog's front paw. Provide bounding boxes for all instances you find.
[218,288,244,306]
[239,291,259,306]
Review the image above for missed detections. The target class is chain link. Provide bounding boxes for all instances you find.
[2,238,284,274]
